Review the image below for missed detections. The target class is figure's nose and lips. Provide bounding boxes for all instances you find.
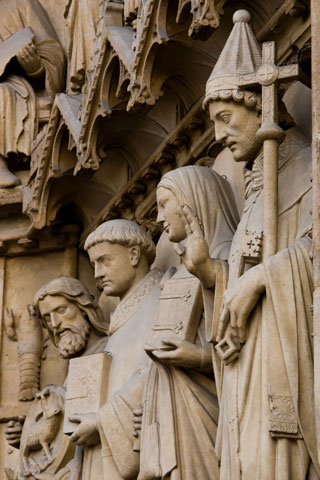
[156,207,165,230]
[213,120,237,153]
[214,122,228,145]
[49,311,62,332]
[49,311,73,341]
[93,261,107,286]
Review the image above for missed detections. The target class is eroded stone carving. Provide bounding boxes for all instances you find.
[0,0,65,188]
[65,0,101,93]
[4,305,43,401]
[0,1,315,478]
[185,0,227,39]
[5,277,108,480]
[20,386,66,478]
[182,10,316,479]
[5,385,75,480]
[138,165,239,479]
[34,277,108,359]
[65,219,162,479]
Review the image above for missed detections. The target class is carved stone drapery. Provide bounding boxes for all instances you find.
[177,0,228,39]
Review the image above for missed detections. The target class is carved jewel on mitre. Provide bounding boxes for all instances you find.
[204,9,262,107]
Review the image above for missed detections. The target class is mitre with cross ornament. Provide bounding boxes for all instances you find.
[205,9,300,364]
[204,8,299,259]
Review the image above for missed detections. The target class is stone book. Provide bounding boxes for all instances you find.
[63,352,112,435]
[146,275,203,350]
[0,27,35,77]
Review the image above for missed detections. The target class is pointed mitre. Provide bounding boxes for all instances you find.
[204,10,262,107]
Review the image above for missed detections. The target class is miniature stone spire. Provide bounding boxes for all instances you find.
[204,9,262,106]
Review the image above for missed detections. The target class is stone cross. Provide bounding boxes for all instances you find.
[216,41,299,365]
[239,41,299,257]
[238,229,263,276]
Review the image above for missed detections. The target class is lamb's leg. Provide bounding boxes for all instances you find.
[21,447,31,476]
[40,439,53,462]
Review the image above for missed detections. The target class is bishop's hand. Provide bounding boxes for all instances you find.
[175,205,216,288]
[217,264,266,346]
[69,413,100,446]
[16,42,44,77]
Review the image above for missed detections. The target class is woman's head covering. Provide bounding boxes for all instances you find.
[157,165,239,260]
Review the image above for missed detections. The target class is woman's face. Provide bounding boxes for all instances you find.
[157,186,186,242]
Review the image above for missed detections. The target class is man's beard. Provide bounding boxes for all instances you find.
[56,324,90,359]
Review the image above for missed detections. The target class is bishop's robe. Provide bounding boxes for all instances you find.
[0,0,65,158]
[84,268,162,480]
[215,128,319,479]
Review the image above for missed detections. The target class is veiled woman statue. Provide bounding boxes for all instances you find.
[138,165,239,479]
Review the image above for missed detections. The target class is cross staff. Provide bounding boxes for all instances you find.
[311,0,320,465]
[239,41,299,258]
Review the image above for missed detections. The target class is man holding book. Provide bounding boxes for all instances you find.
[0,0,65,187]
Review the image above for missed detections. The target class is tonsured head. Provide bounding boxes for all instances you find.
[84,219,156,299]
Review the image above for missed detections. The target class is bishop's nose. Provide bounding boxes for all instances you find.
[214,124,227,144]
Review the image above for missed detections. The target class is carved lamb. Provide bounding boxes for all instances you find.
[20,387,63,476]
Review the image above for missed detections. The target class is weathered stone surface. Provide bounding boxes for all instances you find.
[0,0,317,479]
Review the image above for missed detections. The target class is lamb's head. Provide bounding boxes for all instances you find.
[36,387,64,419]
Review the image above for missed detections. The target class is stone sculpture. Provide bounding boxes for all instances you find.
[70,219,161,479]
[4,305,43,401]
[6,384,74,480]
[0,0,316,478]
[0,0,65,188]
[35,276,109,479]
[19,386,66,478]
[138,165,239,479]
[34,276,108,358]
[180,10,316,479]
[5,277,108,480]
[64,0,101,92]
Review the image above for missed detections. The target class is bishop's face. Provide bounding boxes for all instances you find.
[209,100,262,163]
[157,187,186,243]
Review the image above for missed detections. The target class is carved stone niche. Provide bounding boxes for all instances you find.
[5,386,75,480]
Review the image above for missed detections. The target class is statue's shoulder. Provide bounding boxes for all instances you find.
[279,128,312,214]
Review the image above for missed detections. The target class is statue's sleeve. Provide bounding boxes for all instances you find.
[97,367,148,479]
[202,258,229,400]
[22,0,66,96]
[36,39,66,97]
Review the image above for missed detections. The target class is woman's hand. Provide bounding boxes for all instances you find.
[176,205,216,288]
[69,413,100,446]
[148,337,204,369]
